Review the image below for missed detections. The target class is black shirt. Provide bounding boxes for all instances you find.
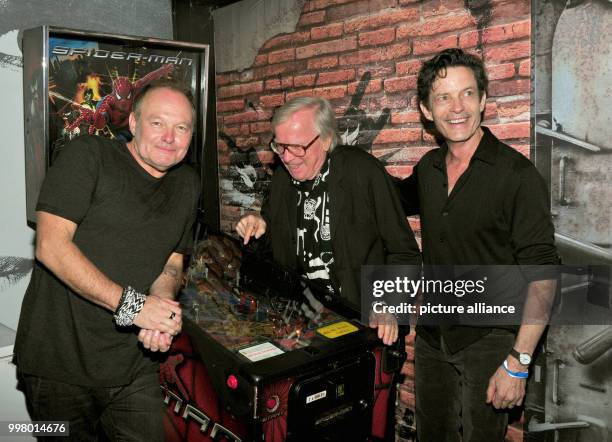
[400,127,558,352]
[14,136,199,386]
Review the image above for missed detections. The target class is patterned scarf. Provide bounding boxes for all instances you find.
[293,158,336,297]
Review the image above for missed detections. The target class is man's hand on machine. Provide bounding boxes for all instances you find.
[235,214,267,245]
[369,311,399,345]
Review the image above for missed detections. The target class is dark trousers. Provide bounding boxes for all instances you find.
[18,369,164,442]
[415,329,515,442]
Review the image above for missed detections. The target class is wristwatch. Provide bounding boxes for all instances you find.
[509,348,532,366]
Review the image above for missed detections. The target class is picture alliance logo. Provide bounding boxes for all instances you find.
[372,276,487,298]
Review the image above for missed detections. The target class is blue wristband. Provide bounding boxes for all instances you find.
[502,360,529,379]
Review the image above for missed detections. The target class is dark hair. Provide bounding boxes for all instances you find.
[132,78,195,122]
[417,48,488,109]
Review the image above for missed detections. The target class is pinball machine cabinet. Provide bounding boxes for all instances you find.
[160,237,390,441]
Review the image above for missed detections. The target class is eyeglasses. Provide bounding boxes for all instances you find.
[270,134,320,157]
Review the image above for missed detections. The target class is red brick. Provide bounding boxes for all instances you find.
[459,30,479,48]
[263,31,310,50]
[307,55,339,70]
[486,63,515,81]
[265,77,294,91]
[488,122,530,140]
[256,150,275,165]
[216,73,232,86]
[497,99,530,119]
[385,164,415,178]
[518,59,530,77]
[217,99,245,113]
[484,41,530,62]
[397,12,475,39]
[287,85,347,101]
[372,145,434,162]
[254,62,301,79]
[399,387,415,408]
[384,75,417,93]
[268,48,295,64]
[357,64,395,78]
[223,110,272,125]
[406,330,416,345]
[359,27,395,47]
[396,59,422,76]
[265,78,281,90]
[489,0,530,24]
[253,54,268,66]
[344,7,419,33]
[339,43,411,65]
[327,0,396,21]
[304,0,354,12]
[347,78,383,95]
[369,95,409,110]
[294,73,317,87]
[250,121,271,134]
[296,36,357,59]
[399,0,420,3]
[221,125,241,137]
[235,136,260,148]
[298,10,326,27]
[259,94,285,108]
[400,361,415,379]
[311,23,344,40]
[239,124,250,135]
[413,35,457,55]
[317,69,355,85]
[483,20,530,44]
[376,128,422,144]
[488,79,530,97]
[422,0,465,17]
[218,81,264,99]
[391,110,422,124]
[423,130,438,144]
[483,101,498,121]
[217,138,229,151]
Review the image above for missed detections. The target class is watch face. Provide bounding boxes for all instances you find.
[519,353,531,365]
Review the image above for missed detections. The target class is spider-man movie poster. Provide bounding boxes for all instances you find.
[47,36,200,160]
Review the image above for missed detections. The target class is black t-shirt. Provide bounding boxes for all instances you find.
[14,135,199,387]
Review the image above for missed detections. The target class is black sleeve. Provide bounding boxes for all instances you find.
[175,168,201,255]
[36,136,100,224]
[367,158,421,266]
[511,164,559,279]
[398,165,420,216]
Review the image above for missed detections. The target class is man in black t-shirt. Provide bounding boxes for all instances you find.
[15,80,200,441]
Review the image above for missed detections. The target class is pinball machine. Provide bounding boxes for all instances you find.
[160,235,398,441]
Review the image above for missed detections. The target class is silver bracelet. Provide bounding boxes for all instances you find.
[113,286,146,327]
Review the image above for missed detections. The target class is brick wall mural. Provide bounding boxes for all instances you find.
[215,0,531,439]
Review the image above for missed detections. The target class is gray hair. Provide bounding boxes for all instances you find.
[271,96,340,151]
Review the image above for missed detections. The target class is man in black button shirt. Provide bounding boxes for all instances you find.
[400,49,558,441]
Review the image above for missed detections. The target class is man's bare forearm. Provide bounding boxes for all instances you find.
[148,252,184,300]
[36,211,123,311]
[509,279,557,364]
